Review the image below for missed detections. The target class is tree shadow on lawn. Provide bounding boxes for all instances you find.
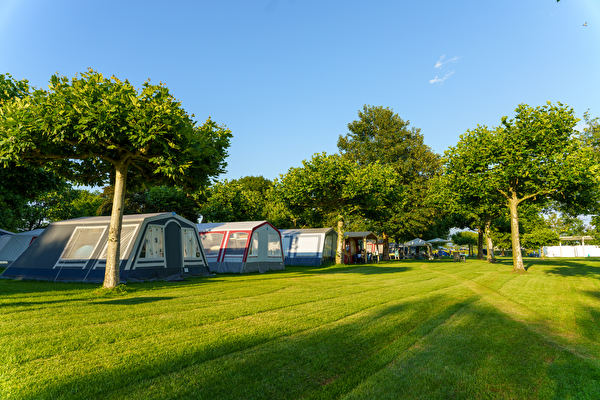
[531,258,600,277]
[23,292,600,400]
[91,296,176,305]
[0,274,224,298]
[290,264,413,275]
[578,290,600,343]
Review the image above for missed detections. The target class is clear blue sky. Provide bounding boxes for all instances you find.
[1,0,598,182]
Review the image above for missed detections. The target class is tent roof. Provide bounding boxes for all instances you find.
[13,228,45,236]
[426,238,450,244]
[197,221,274,232]
[280,228,335,235]
[344,231,377,240]
[404,238,430,247]
[0,228,13,236]
[51,213,172,226]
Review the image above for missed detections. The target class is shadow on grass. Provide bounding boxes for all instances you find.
[536,258,600,277]
[92,296,176,305]
[579,290,600,342]
[20,290,600,400]
[0,274,222,297]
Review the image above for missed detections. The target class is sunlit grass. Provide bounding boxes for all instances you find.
[1,257,600,399]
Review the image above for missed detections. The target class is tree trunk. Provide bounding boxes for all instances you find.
[103,163,129,289]
[335,216,344,264]
[484,219,496,263]
[477,227,484,259]
[382,232,390,261]
[508,195,525,273]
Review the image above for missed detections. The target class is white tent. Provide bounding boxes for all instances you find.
[0,229,44,267]
[280,228,337,266]
[197,221,285,273]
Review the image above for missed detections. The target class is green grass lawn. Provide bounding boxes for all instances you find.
[2,257,600,399]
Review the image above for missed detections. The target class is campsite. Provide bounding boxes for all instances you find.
[1,2,599,398]
[2,257,600,399]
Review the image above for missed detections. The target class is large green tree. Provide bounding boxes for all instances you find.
[276,152,398,263]
[98,185,201,222]
[0,73,66,231]
[0,70,231,288]
[338,105,443,259]
[19,187,103,231]
[445,102,598,272]
[198,177,271,223]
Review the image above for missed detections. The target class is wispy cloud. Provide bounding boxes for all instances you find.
[434,55,459,69]
[430,55,459,84]
[429,71,455,84]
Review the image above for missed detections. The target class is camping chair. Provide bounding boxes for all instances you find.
[453,251,460,263]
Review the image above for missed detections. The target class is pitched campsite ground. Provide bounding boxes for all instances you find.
[2,258,600,399]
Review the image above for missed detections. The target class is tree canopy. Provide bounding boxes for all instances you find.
[0,70,232,287]
[445,102,599,272]
[276,152,398,263]
[337,105,445,257]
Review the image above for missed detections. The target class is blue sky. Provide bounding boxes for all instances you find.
[1,0,598,182]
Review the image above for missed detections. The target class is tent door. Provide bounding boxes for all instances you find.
[165,222,183,273]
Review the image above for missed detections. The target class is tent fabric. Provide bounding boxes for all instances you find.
[404,238,429,247]
[0,228,13,236]
[0,229,44,266]
[426,238,450,244]
[280,228,338,266]
[0,234,13,253]
[198,221,285,274]
[1,213,210,283]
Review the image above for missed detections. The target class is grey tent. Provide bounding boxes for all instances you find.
[280,228,338,266]
[197,221,285,273]
[0,228,13,236]
[0,232,13,253]
[0,229,44,267]
[404,238,429,247]
[426,238,450,245]
[1,213,210,282]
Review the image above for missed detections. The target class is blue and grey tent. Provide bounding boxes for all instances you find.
[280,228,338,266]
[1,213,209,282]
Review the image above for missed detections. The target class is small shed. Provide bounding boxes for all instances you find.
[343,231,378,264]
[0,213,209,282]
[0,229,44,267]
[197,221,285,273]
[280,228,338,266]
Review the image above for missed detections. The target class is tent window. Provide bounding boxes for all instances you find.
[296,236,319,257]
[60,227,106,260]
[182,229,201,258]
[199,233,223,256]
[98,225,138,260]
[248,232,260,257]
[324,234,334,257]
[139,225,164,258]
[267,233,281,257]
[225,232,248,257]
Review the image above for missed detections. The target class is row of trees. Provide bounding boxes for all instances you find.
[2,69,599,285]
